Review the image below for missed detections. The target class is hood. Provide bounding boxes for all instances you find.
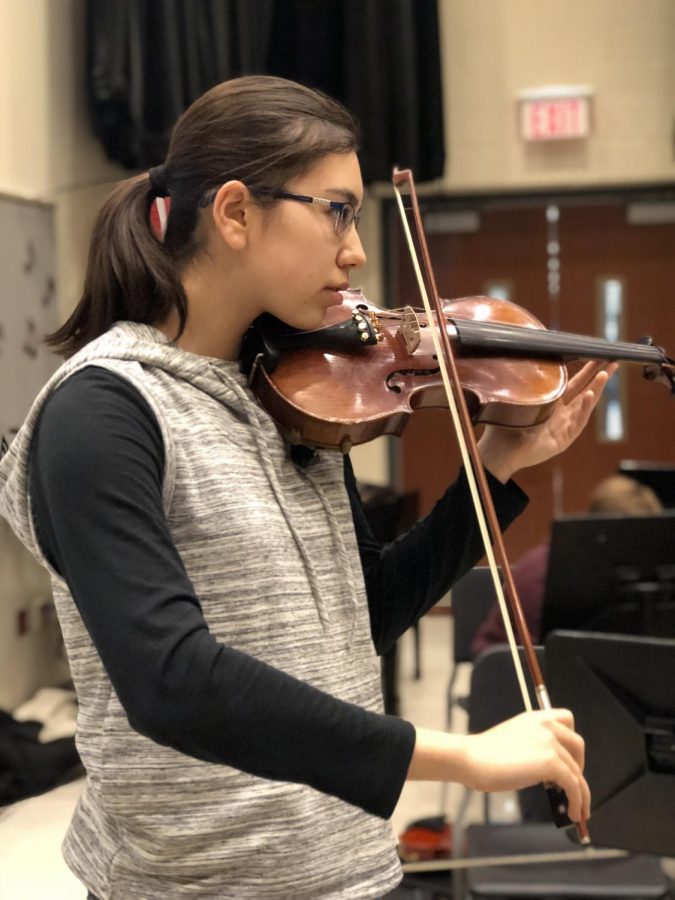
[0,321,256,566]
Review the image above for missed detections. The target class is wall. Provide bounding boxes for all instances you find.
[0,0,123,314]
[437,0,675,190]
[0,194,66,710]
[0,2,51,197]
[0,0,124,709]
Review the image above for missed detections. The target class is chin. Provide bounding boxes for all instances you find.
[287,308,328,332]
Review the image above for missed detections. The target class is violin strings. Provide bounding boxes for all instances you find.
[373,305,663,362]
[453,318,664,362]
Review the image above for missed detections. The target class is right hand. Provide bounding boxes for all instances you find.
[461,708,590,823]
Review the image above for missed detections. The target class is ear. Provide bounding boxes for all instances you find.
[210,181,255,250]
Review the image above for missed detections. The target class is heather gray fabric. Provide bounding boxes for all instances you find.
[0,322,402,898]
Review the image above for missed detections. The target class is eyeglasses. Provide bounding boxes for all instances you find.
[252,190,361,236]
[199,186,361,236]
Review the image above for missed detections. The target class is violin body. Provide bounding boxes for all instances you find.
[247,292,568,452]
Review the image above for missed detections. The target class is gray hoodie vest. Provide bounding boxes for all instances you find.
[0,322,402,899]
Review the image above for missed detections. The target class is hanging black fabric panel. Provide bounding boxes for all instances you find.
[87,0,278,168]
[86,0,445,183]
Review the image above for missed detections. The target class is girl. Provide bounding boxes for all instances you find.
[0,76,603,899]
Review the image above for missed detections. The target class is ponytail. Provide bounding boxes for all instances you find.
[46,174,187,357]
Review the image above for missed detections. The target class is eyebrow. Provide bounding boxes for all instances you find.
[324,188,362,208]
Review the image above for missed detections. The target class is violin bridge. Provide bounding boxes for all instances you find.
[397,306,421,355]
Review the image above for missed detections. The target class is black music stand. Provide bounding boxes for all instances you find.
[541,513,675,640]
[546,630,675,857]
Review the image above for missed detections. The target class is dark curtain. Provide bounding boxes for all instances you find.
[86,0,445,183]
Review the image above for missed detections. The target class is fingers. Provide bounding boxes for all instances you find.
[563,361,617,406]
[545,751,587,823]
[552,749,590,823]
[546,707,575,729]
[556,362,616,446]
[545,726,590,822]
[534,710,591,823]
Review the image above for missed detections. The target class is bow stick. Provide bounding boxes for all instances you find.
[392,167,590,845]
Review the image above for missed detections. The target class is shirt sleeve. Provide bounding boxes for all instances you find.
[344,456,528,655]
[29,366,415,819]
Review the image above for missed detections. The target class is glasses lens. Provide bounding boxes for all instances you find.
[336,204,354,235]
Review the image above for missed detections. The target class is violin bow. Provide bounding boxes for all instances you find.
[392,167,590,845]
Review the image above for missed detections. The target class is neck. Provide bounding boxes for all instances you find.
[155,262,256,361]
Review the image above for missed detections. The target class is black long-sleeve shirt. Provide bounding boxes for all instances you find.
[29,366,527,816]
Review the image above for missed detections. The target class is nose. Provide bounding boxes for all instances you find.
[337,225,367,270]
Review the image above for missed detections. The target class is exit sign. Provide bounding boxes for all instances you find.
[518,86,592,141]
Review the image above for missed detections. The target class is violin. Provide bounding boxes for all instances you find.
[242,289,675,454]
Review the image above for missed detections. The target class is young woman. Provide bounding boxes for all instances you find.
[0,76,604,899]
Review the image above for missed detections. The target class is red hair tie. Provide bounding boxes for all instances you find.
[148,165,171,241]
[149,196,171,241]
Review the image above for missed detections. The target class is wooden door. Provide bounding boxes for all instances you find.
[393,200,675,561]
[556,205,675,513]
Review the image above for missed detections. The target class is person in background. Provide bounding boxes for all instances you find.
[0,76,610,899]
[471,474,663,658]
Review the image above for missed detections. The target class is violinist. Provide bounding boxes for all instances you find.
[0,76,606,899]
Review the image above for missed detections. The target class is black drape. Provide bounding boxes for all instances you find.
[86,0,445,183]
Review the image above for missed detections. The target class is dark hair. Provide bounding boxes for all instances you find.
[47,76,360,356]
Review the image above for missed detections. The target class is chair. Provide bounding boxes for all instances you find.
[446,567,500,733]
[452,644,667,900]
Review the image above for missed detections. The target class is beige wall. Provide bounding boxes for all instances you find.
[0,0,124,318]
[0,0,123,709]
[0,2,52,196]
[438,0,675,190]
[0,0,123,197]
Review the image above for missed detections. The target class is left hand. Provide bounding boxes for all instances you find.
[477,361,619,483]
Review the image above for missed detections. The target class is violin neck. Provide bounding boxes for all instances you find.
[453,318,665,364]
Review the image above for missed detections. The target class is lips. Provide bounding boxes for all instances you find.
[323,282,349,306]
